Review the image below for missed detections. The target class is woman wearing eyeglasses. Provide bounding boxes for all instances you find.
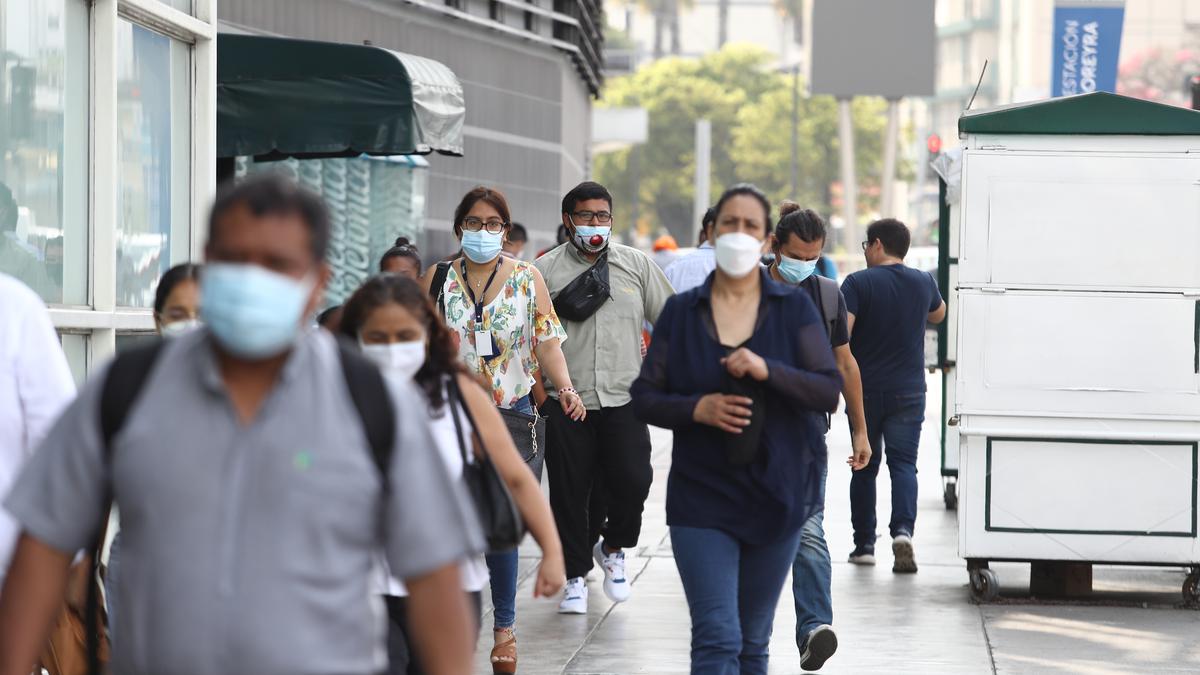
[422,186,584,674]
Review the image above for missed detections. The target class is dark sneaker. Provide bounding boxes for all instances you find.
[799,624,838,671]
[892,534,917,573]
[848,545,876,565]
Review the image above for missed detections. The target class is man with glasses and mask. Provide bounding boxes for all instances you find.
[535,181,674,615]
[0,175,483,675]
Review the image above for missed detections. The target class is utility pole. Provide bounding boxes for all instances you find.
[790,64,800,198]
[693,119,712,232]
[837,98,857,251]
[880,98,900,217]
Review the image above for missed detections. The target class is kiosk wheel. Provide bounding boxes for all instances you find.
[943,481,958,511]
[970,568,999,603]
[1184,568,1200,607]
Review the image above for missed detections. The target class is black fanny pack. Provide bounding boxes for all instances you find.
[552,250,611,322]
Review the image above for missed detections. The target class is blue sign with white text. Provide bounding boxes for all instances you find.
[1051,3,1125,97]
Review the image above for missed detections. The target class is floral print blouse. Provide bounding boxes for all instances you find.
[441,260,568,409]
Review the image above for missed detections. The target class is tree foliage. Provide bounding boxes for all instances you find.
[594,45,905,244]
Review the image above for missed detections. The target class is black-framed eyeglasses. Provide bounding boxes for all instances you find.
[861,240,872,251]
[462,216,507,234]
[571,210,613,225]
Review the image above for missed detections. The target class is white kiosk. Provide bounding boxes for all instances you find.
[949,92,1200,604]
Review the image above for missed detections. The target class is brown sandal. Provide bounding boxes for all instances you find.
[490,628,517,674]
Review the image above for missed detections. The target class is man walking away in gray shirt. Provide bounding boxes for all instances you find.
[0,175,483,675]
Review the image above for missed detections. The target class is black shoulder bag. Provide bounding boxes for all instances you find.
[446,377,525,553]
[551,250,611,322]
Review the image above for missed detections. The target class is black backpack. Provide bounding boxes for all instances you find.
[85,338,394,674]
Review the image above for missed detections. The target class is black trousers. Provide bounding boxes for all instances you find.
[385,592,482,675]
[544,401,654,580]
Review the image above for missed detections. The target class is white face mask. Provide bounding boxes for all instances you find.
[714,232,765,278]
[359,340,426,380]
[160,319,202,338]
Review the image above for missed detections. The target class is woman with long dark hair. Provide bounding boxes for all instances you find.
[631,185,842,674]
[340,274,564,675]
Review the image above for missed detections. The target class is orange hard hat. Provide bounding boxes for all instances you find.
[653,234,678,251]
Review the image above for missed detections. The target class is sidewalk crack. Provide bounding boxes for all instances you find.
[977,605,999,675]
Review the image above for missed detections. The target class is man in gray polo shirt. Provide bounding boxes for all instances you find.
[0,176,482,675]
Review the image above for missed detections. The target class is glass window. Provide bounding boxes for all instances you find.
[162,0,194,13]
[116,20,191,308]
[0,0,89,305]
[58,332,88,387]
[116,332,159,352]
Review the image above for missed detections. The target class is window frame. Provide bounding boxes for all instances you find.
[48,0,216,372]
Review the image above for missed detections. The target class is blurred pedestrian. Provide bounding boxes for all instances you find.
[317,305,344,331]
[501,222,528,260]
[767,202,870,671]
[664,207,717,293]
[535,181,673,615]
[107,262,203,640]
[651,234,679,270]
[0,175,483,675]
[535,224,569,260]
[630,184,841,675]
[340,274,566,675]
[380,237,423,279]
[842,218,946,573]
[0,273,75,587]
[422,186,583,673]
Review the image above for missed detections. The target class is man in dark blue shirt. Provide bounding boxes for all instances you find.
[841,218,945,574]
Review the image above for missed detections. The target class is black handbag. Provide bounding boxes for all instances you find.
[447,377,526,553]
[722,375,767,466]
[497,407,546,482]
[552,251,611,322]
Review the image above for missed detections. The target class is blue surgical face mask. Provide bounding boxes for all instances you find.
[200,263,314,359]
[461,230,503,263]
[573,225,611,254]
[776,255,820,284]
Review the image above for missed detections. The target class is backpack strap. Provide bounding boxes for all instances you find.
[815,276,841,343]
[429,261,451,317]
[336,341,396,485]
[100,341,166,458]
[91,340,165,675]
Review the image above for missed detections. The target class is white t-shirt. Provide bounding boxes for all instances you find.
[0,273,75,584]
[378,377,489,596]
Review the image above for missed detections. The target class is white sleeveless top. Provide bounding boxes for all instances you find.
[378,378,490,596]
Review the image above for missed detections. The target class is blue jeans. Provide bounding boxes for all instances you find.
[485,395,533,630]
[671,526,804,675]
[485,549,518,630]
[850,391,926,547]
[791,466,831,641]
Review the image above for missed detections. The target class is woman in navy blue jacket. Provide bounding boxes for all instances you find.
[631,184,842,675]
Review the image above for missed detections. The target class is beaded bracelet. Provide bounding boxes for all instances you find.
[559,387,578,397]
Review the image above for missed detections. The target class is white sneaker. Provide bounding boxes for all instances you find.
[593,541,632,603]
[558,577,588,614]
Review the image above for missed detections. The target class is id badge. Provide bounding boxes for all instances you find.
[475,330,495,358]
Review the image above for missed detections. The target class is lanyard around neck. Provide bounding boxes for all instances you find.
[461,258,502,324]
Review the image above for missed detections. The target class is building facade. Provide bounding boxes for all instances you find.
[931,0,1200,143]
[220,0,604,257]
[0,0,217,382]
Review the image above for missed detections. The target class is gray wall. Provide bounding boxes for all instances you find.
[220,0,592,258]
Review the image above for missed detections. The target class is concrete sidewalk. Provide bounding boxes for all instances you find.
[476,379,1200,674]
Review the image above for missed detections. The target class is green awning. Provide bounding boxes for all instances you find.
[217,34,464,159]
[959,91,1200,137]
